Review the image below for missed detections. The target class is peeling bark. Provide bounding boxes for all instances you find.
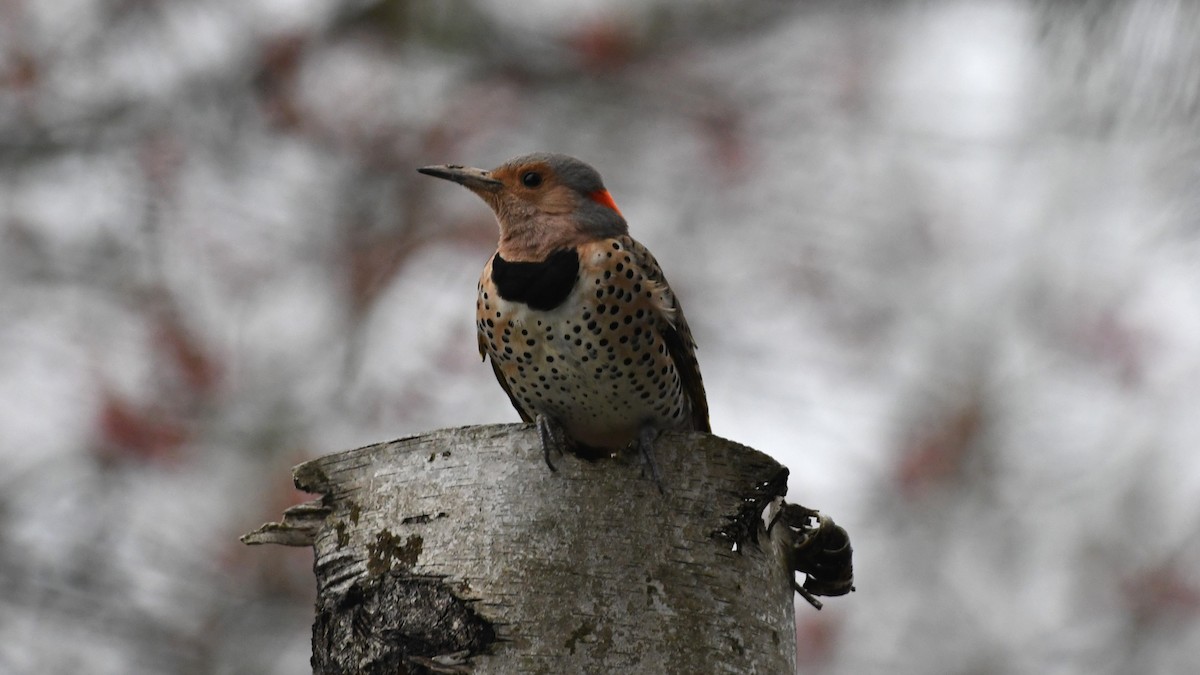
[244,424,800,674]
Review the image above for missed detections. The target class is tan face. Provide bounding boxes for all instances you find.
[485,160,580,217]
[418,154,627,260]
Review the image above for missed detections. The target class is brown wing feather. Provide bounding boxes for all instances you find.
[621,236,711,433]
[488,352,533,423]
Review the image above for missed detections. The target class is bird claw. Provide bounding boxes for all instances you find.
[535,418,666,494]
[535,415,566,471]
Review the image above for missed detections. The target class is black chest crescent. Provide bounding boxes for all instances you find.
[491,249,580,311]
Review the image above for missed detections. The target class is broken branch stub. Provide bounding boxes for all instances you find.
[243,423,802,674]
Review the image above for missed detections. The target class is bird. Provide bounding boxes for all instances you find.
[417,153,709,488]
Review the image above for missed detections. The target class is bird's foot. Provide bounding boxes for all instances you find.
[535,415,567,471]
[636,425,666,495]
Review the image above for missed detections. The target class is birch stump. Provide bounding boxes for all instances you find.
[244,423,800,674]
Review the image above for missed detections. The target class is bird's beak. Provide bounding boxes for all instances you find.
[417,164,503,193]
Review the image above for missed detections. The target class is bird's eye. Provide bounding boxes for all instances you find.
[521,171,543,188]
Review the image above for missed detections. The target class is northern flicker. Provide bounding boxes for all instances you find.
[418,153,709,488]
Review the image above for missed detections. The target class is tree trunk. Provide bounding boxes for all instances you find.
[243,423,800,674]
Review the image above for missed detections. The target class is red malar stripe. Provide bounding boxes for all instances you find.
[588,189,623,216]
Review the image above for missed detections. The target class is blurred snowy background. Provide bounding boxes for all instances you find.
[2,0,1199,672]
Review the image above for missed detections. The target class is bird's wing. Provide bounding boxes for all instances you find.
[487,351,533,423]
[620,236,711,433]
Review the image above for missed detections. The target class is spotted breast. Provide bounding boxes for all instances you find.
[477,235,707,452]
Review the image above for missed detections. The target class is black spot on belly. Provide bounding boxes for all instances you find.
[491,249,580,311]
